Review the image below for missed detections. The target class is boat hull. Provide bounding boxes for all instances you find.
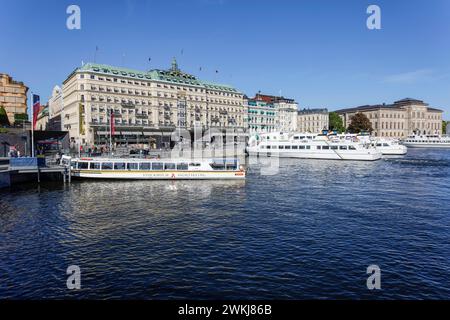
[72,169,246,180]
[247,150,381,161]
[401,143,450,148]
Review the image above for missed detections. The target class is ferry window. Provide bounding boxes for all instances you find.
[71,161,78,169]
[114,163,126,170]
[140,163,151,170]
[299,145,305,149]
[266,145,271,149]
[128,163,139,170]
[152,162,164,170]
[376,143,382,147]
[102,162,113,170]
[339,146,347,150]
[300,136,305,139]
[79,162,89,169]
[226,164,237,170]
[316,146,321,150]
[189,163,201,167]
[91,162,101,170]
[330,146,338,150]
[383,143,389,147]
[349,146,356,150]
[279,146,284,149]
[322,146,330,150]
[177,163,188,170]
[285,145,291,149]
[294,136,299,140]
[292,145,298,149]
[306,146,311,149]
[164,163,176,170]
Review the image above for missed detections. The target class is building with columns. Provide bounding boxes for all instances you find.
[62,59,245,146]
[0,73,28,125]
[335,98,443,137]
[297,108,329,133]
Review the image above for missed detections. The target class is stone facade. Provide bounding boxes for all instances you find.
[62,60,245,146]
[0,73,28,125]
[297,108,329,133]
[335,98,443,138]
[48,85,63,131]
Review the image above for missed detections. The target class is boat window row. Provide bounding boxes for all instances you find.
[72,161,194,171]
[261,145,357,150]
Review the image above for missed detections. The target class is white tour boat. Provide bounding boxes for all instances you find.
[401,134,450,148]
[247,132,382,161]
[60,156,246,180]
[341,135,407,155]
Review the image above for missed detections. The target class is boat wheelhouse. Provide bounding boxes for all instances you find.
[247,132,382,161]
[60,156,246,180]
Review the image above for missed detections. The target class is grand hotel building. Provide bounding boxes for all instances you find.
[61,59,245,147]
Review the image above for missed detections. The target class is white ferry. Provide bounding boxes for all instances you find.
[401,134,450,148]
[60,156,246,180]
[247,132,382,161]
[340,135,408,155]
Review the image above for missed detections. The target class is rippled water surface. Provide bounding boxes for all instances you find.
[1,148,450,299]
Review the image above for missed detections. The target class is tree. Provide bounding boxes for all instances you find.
[443,121,448,135]
[328,112,345,133]
[347,112,373,133]
[0,106,10,127]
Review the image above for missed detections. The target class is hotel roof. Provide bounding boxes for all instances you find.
[64,60,241,93]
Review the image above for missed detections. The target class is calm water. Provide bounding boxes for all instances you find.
[1,149,450,299]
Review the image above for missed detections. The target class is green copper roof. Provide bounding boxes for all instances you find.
[70,62,240,93]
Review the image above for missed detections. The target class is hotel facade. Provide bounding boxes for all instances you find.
[335,98,443,138]
[0,73,28,125]
[246,93,298,134]
[62,60,245,147]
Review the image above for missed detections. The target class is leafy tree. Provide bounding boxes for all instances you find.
[0,106,10,127]
[347,112,373,133]
[328,112,345,133]
[443,121,448,135]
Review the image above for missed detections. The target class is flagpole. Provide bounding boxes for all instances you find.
[30,91,35,157]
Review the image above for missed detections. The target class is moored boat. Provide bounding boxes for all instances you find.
[60,156,246,180]
[247,132,382,161]
[401,134,450,148]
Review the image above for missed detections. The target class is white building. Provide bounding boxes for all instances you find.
[47,85,63,131]
[246,93,298,134]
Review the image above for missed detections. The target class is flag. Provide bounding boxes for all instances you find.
[32,94,40,130]
[110,110,115,135]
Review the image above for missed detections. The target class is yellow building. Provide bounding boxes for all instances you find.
[0,73,28,125]
[335,98,443,137]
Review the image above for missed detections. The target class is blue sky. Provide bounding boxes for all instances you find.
[1,0,450,117]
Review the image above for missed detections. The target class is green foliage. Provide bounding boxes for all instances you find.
[14,113,29,121]
[328,112,345,133]
[348,112,373,133]
[443,121,448,134]
[0,106,11,127]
